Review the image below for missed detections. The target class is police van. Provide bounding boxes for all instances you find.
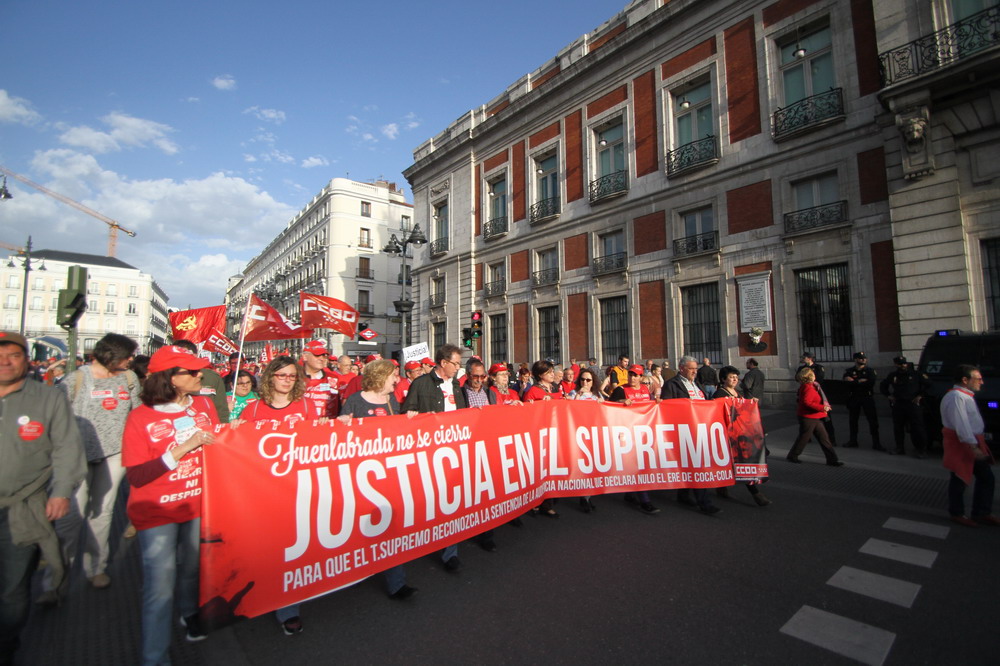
[917,330,1000,447]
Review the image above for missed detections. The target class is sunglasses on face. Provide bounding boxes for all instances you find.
[175,369,202,377]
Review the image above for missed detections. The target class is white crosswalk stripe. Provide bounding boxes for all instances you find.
[859,538,938,568]
[882,517,950,539]
[780,605,896,666]
[826,566,922,608]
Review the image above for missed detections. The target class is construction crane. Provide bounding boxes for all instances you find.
[0,166,137,257]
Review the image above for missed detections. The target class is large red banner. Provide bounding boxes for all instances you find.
[198,399,764,626]
[169,305,227,343]
[243,294,312,341]
[299,292,358,338]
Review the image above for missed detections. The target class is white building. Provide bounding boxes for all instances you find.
[1,248,170,355]
[227,178,416,359]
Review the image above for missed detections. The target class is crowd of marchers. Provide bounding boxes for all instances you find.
[1,330,995,666]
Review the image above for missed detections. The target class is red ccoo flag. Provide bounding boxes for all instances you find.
[243,294,312,342]
[203,328,238,356]
[170,306,227,344]
[299,292,359,338]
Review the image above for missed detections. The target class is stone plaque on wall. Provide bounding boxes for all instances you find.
[737,273,772,331]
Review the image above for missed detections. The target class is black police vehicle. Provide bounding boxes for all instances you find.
[917,330,1000,447]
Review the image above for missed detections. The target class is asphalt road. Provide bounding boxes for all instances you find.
[16,409,1000,665]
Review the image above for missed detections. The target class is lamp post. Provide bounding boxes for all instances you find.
[6,236,46,337]
[382,223,427,347]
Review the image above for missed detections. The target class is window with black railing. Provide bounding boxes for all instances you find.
[796,263,853,362]
[532,268,559,287]
[879,5,1000,87]
[773,88,844,139]
[674,231,718,257]
[784,200,849,234]
[529,196,560,223]
[430,238,449,255]
[681,283,722,362]
[593,252,627,275]
[484,216,508,240]
[484,279,506,297]
[428,293,445,308]
[667,136,718,176]
[589,170,628,202]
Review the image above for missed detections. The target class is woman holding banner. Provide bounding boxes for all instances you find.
[338,359,418,600]
[487,363,521,405]
[236,356,328,635]
[122,346,219,664]
[714,366,771,506]
[523,360,563,517]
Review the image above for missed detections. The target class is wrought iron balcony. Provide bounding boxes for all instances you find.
[589,170,628,203]
[529,196,560,223]
[428,293,445,308]
[429,238,449,255]
[356,268,374,280]
[484,279,506,297]
[666,136,718,177]
[592,252,627,275]
[783,200,849,234]
[356,305,374,315]
[673,230,718,257]
[772,88,844,141]
[484,216,508,240]
[879,6,1000,87]
[358,236,373,249]
[532,268,559,287]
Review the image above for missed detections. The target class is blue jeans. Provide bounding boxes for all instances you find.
[0,509,39,665]
[384,565,407,595]
[138,519,201,666]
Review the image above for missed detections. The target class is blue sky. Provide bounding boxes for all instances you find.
[0,0,625,308]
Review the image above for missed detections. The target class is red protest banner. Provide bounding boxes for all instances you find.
[203,328,238,356]
[243,294,312,342]
[169,306,227,343]
[300,292,358,338]
[198,399,764,626]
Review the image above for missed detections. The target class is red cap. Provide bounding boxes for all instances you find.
[404,361,422,371]
[421,357,434,365]
[488,363,508,376]
[365,354,381,363]
[390,359,399,367]
[303,340,329,355]
[149,346,212,374]
[629,364,645,376]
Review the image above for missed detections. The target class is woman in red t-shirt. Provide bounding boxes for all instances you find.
[522,360,563,403]
[487,363,521,405]
[122,346,220,662]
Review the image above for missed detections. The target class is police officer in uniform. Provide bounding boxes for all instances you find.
[880,356,930,458]
[843,351,884,450]
[798,352,835,445]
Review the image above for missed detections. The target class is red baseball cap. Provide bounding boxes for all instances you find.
[149,346,212,373]
[421,357,434,366]
[404,361,422,371]
[365,354,381,363]
[303,340,329,355]
[629,364,645,376]
[390,359,399,367]
[488,363,508,375]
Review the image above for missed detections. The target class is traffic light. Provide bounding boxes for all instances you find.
[471,310,483,338]
[57,266,88,330]
[462,328,474,349]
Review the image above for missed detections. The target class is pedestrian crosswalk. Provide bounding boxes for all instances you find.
[779,516,949,665]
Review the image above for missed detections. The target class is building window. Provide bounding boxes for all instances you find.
[433,321,447,350]
[533,247,559,287]
[6,275,18,289]
[88,300,97,312]
[669,80,718,176]
[127,302,138,315]
[358,256,373,280]
[359,228,372,249]
[680,283,722,363]
[401,215,411,231]
[599,296,629,367]
[107,284,118,297]
[51,296,58,309]
[105,302,116,314]
[4,295,16,308]
[594,230,627,274]
[675,206,718,256]
[126,321,137,335]
[531,153,560,222]
[33,277,44,290]
[796,263,853,362]
[489,313,508,362]
[781,25,834,106]
[538,306,560,363]
[129,285,138,297]
[591,119,628,202]
[31,296,43,311]
[982,238,1000,329]
[357,290,372,315]
[88,283,100,295]
[431,202,449,254]
[430,277,445,308]
[785,172,847,234]
[485,262,506,297]
[484,175,509,239]
[361,201,372,217]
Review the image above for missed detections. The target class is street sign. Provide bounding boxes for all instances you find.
[360,328,378,341]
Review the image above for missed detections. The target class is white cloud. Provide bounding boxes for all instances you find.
[0,90,42,125]
[381,123,399,140]
[57,112,178,155]
[244,106,286,124]
[1,149,295,308]
[301,156,329,169]
[243,154,258,163]
[212,75,237,91]
[361,133,375,142]
[184,97,200,103]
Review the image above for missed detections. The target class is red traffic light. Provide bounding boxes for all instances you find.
[471,310,482,322]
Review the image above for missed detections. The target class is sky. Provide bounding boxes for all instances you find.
[0,0,626,309]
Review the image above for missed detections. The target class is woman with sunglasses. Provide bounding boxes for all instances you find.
[225,370,258,421]
[122,346,220,664]
[572,369,604,402]
[487,363,521,405]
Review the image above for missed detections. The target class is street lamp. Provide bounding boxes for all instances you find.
[382,223,427,347]
[6,236,46,337]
